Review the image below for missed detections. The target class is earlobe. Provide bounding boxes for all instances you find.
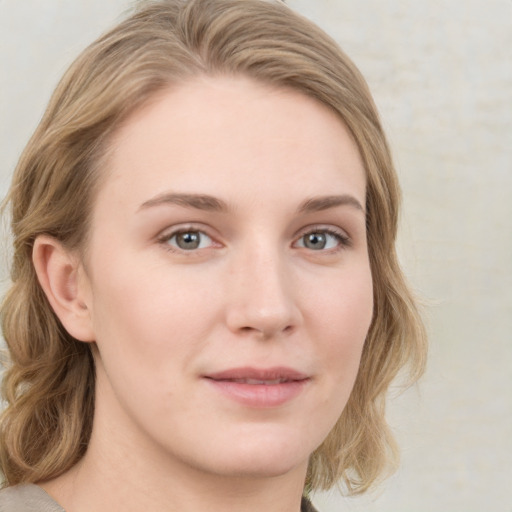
[32,235,95,342]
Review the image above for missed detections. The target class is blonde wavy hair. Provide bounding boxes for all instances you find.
[0,0,426,494]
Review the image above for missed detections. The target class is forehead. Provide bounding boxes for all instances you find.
[96,75,366,213]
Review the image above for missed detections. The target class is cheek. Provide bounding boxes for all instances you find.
[86,267,211,417]
[296,266,373,450]
[88,259,221,366]
[312,262,373,334]
[311,264,373,381]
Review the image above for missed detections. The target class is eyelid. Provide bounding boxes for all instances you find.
[156,224,222,253]
[155,223,352,255]
[293,225,352,251]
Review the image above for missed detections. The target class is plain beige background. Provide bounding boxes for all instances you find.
[1,1,511,511]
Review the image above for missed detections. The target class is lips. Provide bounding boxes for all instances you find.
[227,378,290,385]
[203,367,310,407]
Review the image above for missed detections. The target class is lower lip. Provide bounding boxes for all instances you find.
[204,379,309,408]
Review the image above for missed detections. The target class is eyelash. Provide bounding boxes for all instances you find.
[157,226,217,253]
[157,225,351,254]
[295,227,352,252]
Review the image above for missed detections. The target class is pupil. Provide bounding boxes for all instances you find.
[177,232,200,250]
[305,233,326,250]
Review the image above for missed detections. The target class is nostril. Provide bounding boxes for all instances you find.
[237,324,294,337]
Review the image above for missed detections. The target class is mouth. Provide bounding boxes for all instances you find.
[205,366,308,382]
[203,367,310,408]
[221,378,293,385]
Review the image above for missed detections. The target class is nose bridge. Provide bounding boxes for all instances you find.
[225,237,300,337]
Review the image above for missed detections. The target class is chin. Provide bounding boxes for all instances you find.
[194,427,314,480]
[212,454,308,481]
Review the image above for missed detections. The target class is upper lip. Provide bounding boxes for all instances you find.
[204,366,309,383]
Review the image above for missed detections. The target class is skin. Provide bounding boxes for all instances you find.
[34,76,373,512]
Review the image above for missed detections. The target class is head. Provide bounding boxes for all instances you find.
[0,0,426,494]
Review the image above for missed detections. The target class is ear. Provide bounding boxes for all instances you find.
[32,235,95,342]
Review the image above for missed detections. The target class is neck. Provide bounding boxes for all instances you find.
[40,424,308,512]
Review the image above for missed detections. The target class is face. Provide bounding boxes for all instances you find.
[79,76,373,480]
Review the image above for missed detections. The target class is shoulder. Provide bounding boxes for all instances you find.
[0,484,65,512]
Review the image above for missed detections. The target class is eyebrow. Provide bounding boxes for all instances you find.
[138,192,365,214]
[139,193,228,212]
[298,194,365,214]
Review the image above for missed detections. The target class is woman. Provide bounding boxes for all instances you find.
[0,1,427,511]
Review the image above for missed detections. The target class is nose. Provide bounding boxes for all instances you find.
[224,245,302,339]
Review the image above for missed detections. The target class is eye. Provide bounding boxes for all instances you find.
[295,229,349,251]
[163,230,214,251]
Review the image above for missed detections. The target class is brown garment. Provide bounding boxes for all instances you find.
[301,496,319,512]
[1,484,318,511]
